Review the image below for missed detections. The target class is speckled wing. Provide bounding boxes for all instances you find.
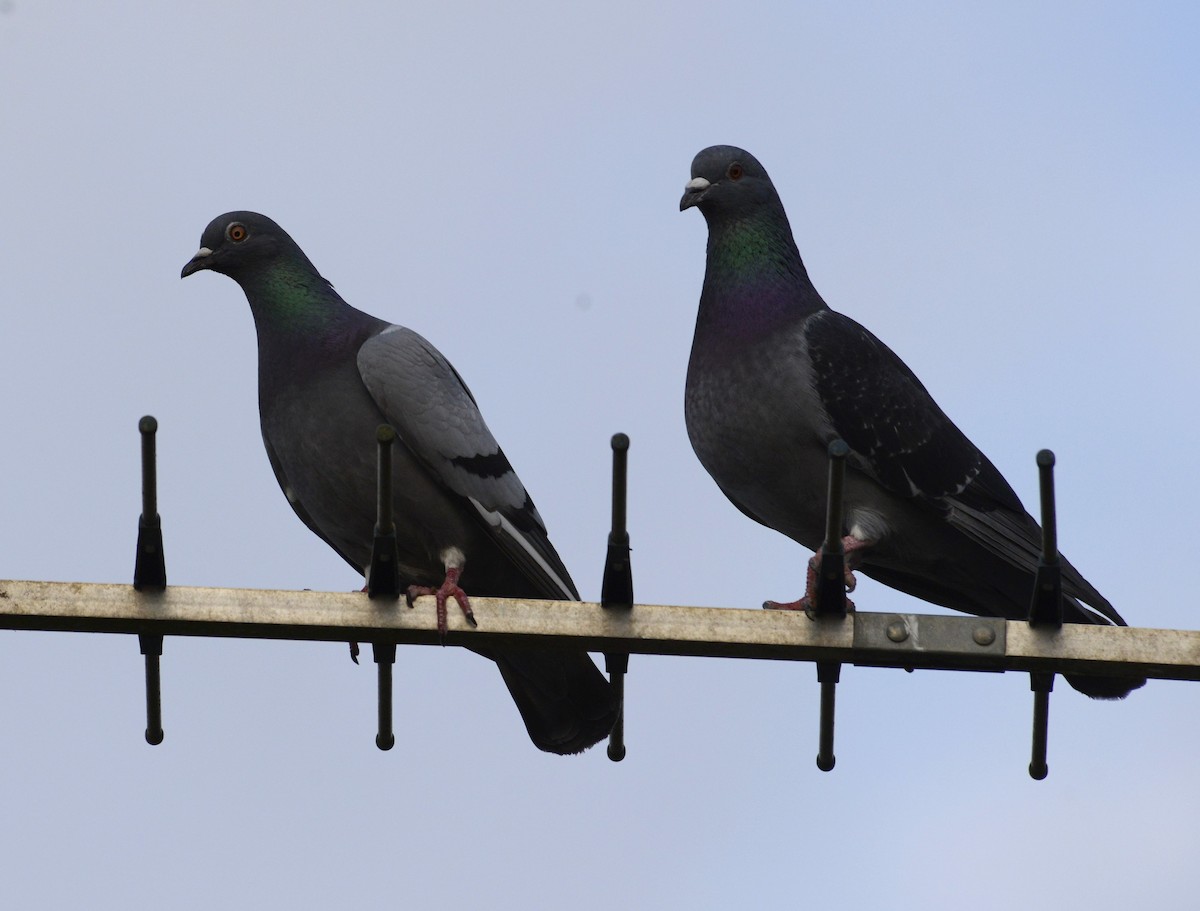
[804,309,1121,623]
[356,325,578,600]
[804,309,1021,509]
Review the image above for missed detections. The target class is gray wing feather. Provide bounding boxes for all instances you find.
[356,325,577,600]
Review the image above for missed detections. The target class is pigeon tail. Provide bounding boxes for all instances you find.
[1063,672,1145,700]
[483,646,618,755]
[1060,606,1147,699]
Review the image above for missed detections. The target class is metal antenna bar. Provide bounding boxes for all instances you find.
[1037,449,1058,564]
[1026,449,1062,778]
[140,416,158,522]
[1028,672,1054,780]
[812,442,849,770]
[367,425,401,599]
[610,434,629,542]
[133,416,166,746]
[601,433,632,762]
[3,582,1194,680]
[373,642,396,750]
[815,661,840,771]
[133,416,166,592]
[366,426,402,751]
[1028,449,1063,628]
[601,433,633,608]
[605,664,626,762]
[814,440,850,617]
[139,634,164,744]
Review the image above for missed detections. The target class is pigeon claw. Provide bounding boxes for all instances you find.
[406,566,476,642]
[763,597,808,611]
[762,540,864,616]
[763,594,856,617]
[805,549,858,594]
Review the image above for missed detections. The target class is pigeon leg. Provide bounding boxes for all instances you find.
[406,566,478,640]
[765,534,872,612]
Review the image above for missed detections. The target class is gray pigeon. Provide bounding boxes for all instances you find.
[182,211,617,752]
[680,145,1143,699]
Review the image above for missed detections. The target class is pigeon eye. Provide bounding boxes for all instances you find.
[227,222,248,243]
[727,163,744,181]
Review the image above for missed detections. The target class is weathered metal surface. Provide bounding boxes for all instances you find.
[0,579,1196,682]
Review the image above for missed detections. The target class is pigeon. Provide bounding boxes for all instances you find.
[680,145,1143,699]
[182,211,617,752]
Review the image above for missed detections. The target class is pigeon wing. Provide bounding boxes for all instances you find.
[356,325,578,600]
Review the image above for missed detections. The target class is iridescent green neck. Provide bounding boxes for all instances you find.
[237,256,347,335]
[697,209,824,339]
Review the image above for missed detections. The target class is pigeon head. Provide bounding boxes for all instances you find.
[181,211,300,279]
[679,145,780,220]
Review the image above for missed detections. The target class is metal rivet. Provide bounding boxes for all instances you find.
[973,626,996,647]
[886,621,909,643]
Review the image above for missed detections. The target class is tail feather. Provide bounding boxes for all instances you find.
[1062,603,1146,699]
[478,646,618,754]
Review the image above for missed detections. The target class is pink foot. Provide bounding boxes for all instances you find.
[763,535,870,615]
[406,566,478,640]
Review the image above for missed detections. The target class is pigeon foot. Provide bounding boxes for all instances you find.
[406,566,478,641]
[763,594,857,615]
[763,535,871,615]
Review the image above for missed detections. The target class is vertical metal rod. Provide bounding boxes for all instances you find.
[601,433,633,607]
[601,433,632,762]
[373,642,396,751]
[368,426,401,750]
[605,660,626,762]
[141,416,158,523]
[815,440,850,616]
[1028,449,1063,627]
[1037,449,1058,564]
[140,634,164,745]
[1028,672,1053,780]
[813,442,848,772]
[815,661,840,771]
[1026,450,1061,777]
[376,426,395,538]
[823,441,849,555]
[134,416,166,745]
[133,416,166,591]
[610,434,628,545]
[368,425,401,598]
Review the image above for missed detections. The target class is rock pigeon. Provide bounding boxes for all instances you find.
[182,211,617,752]
[680,145,1143,699]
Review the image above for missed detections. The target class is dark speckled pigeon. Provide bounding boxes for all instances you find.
[680,145,1143,699]
[182,211,616,752]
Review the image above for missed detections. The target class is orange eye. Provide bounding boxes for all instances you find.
[727,162,744,180]
[227,222,248,243]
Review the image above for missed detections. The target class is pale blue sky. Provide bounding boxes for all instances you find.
[1,2,1198,908]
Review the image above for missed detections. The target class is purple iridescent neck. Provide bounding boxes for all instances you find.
[693,209,826,346]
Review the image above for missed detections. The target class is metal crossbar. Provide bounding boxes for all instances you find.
[32,415,1186,777]
[1,578,1195,682]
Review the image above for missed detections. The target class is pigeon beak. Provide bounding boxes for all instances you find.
[679,176,711,211]
[181,246,215,278]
